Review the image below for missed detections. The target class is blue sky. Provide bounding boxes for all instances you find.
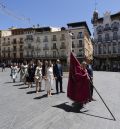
[0,0,120,35]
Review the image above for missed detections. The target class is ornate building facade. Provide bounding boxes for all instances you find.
[92,11,120,71]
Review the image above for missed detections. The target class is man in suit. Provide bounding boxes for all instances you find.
[53,59,64,94]
[86,58,94,101]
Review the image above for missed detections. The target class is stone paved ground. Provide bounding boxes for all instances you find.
[0,68,120,129]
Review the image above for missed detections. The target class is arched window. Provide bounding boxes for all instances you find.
[98,35,102,42]
[113,32,118,40]
[104,24,111,31]
[96,25,103,33]
[105,33,110,41]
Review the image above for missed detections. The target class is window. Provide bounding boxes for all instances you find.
[96,25,103,33]
[13,39,17,44]
[53,43,56,49]
[77,32,83,39]
[26,35,33,40]
[52,35,57,41]
[104,24,111,31]
[13,53,16,58]
[105,33,110,41]
[13,46,16,51]
[78,40,82,47]
[72,41,75,48]
[108,43,111,54]
[111,22,119,31]
[113,42,117,53]
[43,36,48,42]
[53,51,56,57]
[103,45,106,54]
[36,37,40,42]
[78,48,83,56]
[20,45,23,51]
[60,34,65,40]
[98,35,102,42]
[20,53,23,58]
[98,44,102,54]
[113,32,118,40]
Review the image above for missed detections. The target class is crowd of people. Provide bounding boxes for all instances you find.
[1,57,94,112]
[9,59,64,97]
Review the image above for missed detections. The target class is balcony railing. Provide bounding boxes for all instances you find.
[77,35,83,39]
[43,47,49,50]
[60,45,66,49]
[43,39,48,42]
[95,36,120,43]
[51,38,57,41]
[51,46,57,50]
[60,37,66,41]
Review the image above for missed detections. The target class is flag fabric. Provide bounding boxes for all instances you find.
[67,52,91,104]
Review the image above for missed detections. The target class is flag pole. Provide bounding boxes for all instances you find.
[67,30,73,65]
[89,80,116,121]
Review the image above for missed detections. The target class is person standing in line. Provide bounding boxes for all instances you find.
[43,61,53,97]
[53,59,64,94]
[86,58,94,101]
[10,63,18,83]
[27,60,35,88]
[18,63,24,82]
[34,60,42,93]
[23,61,28,85]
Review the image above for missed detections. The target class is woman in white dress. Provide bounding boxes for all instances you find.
[44,61,54,97]
[34,60,42,93]
[11,63,18,83]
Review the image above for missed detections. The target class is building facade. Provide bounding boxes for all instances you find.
[0,22,93,69]
[92,11,120,71]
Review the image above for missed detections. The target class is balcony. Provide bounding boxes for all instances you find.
[60,45,66,49]
[35,48,41,51]
[24,46,34,50]
[19,48,23,51]
[77,35,83,39]
[43,47,49,50]
[72,44,76,48]
[60,37,66,41]
[2,42,11,46]
[25,38,34,42]
[51,38,57,41]
[72,35,75,39]
[19,41,24,44]
[51,46,57,50]
[104,27,111,31]
[77,44,83,48]
[43,39,48,42]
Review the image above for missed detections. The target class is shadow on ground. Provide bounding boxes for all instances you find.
[53,102,115,121]
[34,94,47,99]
